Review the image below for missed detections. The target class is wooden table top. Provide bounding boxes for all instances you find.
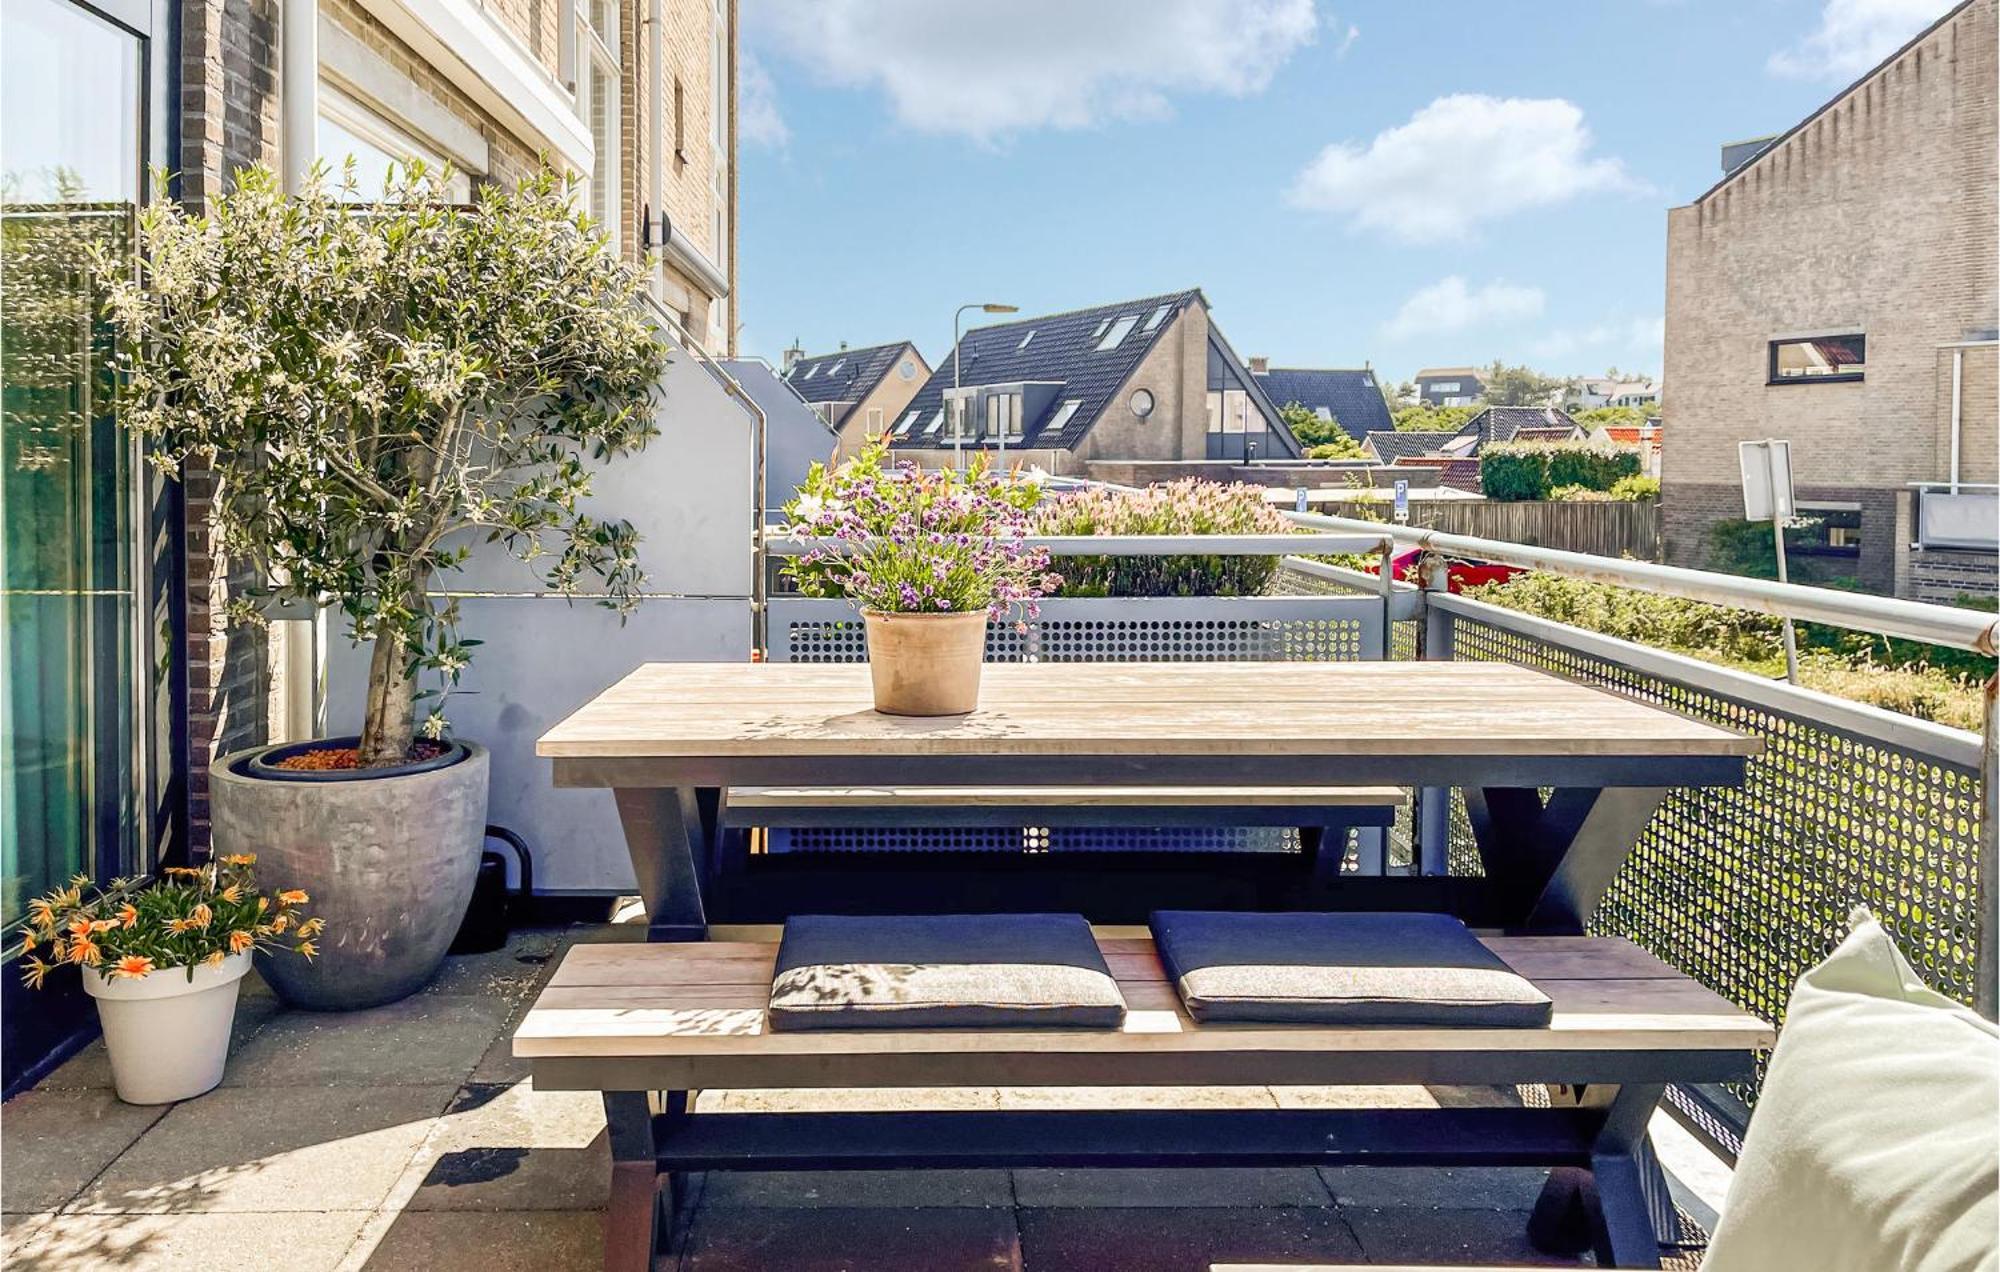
[536,661,1761,761]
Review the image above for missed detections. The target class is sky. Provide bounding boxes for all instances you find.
[735,0,1957,386]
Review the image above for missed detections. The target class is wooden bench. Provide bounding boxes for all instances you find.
[515,927,1772,1271]
[712,786,1407,922]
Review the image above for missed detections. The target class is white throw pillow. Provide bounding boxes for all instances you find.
[1704,908,1999,1272]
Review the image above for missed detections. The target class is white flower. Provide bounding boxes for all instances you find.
[791,493,825,523]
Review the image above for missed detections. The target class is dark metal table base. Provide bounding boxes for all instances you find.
[601,1088,1674,1270]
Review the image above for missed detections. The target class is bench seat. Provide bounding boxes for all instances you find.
[519,929,1768,1271]
[517,929,1769,1092]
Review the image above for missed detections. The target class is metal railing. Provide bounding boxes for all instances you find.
[754,517,1996,1146]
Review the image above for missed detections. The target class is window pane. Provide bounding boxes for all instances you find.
[2,0,145,926]
[1772,335,1865,380]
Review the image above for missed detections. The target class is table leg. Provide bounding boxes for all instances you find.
[613,787,714,942]
[603,1091,682,1272]
[1463,786,1668,932]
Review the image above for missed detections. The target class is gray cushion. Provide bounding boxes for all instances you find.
[767,913,1127,1031]
[1150,911,1552,1026]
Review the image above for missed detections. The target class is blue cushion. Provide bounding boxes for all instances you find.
[1150,911,1553,1026]
[767,913,1127,1031]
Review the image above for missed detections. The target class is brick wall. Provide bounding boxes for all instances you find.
[1662,482,1901,593]
[1079,304,1209,463]
[1661,0,1998,594]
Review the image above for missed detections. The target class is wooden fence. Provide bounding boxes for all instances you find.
[1324,499,1663,561]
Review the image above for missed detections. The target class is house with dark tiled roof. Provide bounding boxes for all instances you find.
[1457,406,1583,450]
[1414,366,1486,407]
[1247,359,1393,444]
[886,289,1301,473]
[782,340,932,454]
[1362,430,1471,465]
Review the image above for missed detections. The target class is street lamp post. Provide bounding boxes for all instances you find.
[952,302,1018,471]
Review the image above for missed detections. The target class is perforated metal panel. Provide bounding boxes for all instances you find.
[1435,606,1986,1113]
[770,826,1298,854]
[772,596,1381,665]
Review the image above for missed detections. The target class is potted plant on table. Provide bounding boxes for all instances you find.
[783,441,1059,715]
[19,858,319,1104]
[94,163,668,1009]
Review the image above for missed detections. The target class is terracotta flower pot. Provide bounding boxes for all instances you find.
[862,609,989,715]
[83,952,252,1104]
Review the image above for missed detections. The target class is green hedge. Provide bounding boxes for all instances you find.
[1480,444,1641,501]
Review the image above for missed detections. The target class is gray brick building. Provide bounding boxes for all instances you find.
[1661,0,1998,600]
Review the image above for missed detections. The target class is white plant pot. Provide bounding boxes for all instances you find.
[82,952,252,1104]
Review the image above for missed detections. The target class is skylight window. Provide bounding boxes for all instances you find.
[801,364,819,380]
[895,409,921,436]
[1044,398,1082,435]
[829,359,846,375]
[923,409,944,435]
[1018,330,1036,350]
[1091,318,1110,340]
[1096,316,1139,351]
[1142,304,1170,332]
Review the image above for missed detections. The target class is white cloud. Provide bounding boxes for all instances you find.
[1768,0,1945,80]
[1383,276,1546,341]
[739,54,789,148]
[748,0,1318,142]
[1288,95,1637,244]
[1530,314,1664,361]
[1336,24,1359,58]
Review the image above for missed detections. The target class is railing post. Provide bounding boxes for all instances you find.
[1980,672,1997,1020]
[1416,550,1453,877]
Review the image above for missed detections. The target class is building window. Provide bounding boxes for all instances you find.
[1430,380,1460,393]
[1045,399,1082,436]
[898,359,917,380]
[1129,388,1155,418]
[579,0,619,243]
[1790,503,1863,558]
[317,85,471,201]
[1096,315,1139,351]
[895,409,921,436]
[1769,334,1864,383]
[1142,303,1171,332]
[1313,406,1332,422]
[673,78,686,162]
[866,407,883,436]
[1017,329,1036,350]
[1205,389,1251,434]
[984,393,1021,441]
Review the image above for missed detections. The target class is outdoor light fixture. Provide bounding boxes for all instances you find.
[953,302,1019,470]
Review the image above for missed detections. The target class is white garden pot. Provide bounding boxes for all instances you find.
[82,952,252,1104]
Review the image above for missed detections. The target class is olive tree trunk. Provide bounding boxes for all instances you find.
[358,625,419,766]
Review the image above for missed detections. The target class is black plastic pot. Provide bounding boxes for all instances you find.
[243,736,470,782]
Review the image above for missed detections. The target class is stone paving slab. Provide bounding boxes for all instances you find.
[1015,1205,1365,1272]
[681,1205,1023,1272]
[72,1084,456,1214]
[3,1210,372,1272]
[400,1082,610,1213]
[1341,1204,1590,1266]
[351,1208,603,1271]
[0,1088,170,1213]
[1317,1165,1554,1211]
[1011,1167,1331,1209]
[222,994,513,1088]
[699,1168,1014,1209]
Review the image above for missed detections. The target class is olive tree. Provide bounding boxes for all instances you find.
[98,163,670,765]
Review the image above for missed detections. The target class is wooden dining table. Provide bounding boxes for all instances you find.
[538,661,1761,942]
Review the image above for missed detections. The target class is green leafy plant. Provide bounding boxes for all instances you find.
[1480,443,1641,501]
[1278,401,1358,453]
[96,163,670,765]
[1392,403,1476,432]
[1609,474,1660,501]
[1032,479,1293,597]
[19,856,319,987]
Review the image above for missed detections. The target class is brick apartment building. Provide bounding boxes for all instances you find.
[2,0,737,1076]
[1662,0,1998,600]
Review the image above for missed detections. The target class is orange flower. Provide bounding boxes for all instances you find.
[269,915,290,934]
[295,940,317,960]
[222,853,257,867]
[202,950,226,968]
[19,931,34,954]
[66,916,95,938]
[110,955,155,980]
[90,918,118,933]
[256,897,269,913]
[277,890,309,907]
[116,903,139,928]
[297,917,325,938]
[167,917,195,934]
[67,936,101,966]
[218,885,242,904]
[164,866,203,878]
[190,903,213,929]
[21,958,50,990]
[228,929,256,955]
[26,898,55,930]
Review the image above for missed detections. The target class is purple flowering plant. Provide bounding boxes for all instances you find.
[781,440,1061,620]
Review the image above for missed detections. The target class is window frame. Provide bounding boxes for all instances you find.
[1768,333,1866,386]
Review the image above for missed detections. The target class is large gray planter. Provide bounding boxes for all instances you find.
[211,740,490,1010]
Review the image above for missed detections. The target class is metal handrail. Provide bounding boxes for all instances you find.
[1285,510,2000,655]
[763,532,1392,558]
